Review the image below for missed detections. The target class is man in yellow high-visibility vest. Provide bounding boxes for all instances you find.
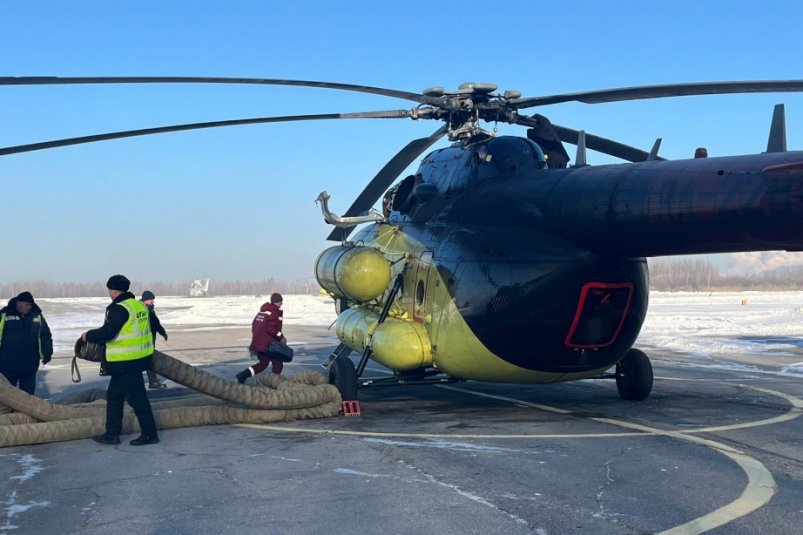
[82,274,159,446]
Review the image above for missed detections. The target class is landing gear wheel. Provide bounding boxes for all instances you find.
[329,357,358,401]
[616,348,653,401]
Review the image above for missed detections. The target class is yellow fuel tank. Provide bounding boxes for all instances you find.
[335,307,432,371]
[315,246,391,303]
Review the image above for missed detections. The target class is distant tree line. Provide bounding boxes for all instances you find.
[648,258,720,290]
[0,278,321,299]
[648,258,803,291]
[4,260,803,299]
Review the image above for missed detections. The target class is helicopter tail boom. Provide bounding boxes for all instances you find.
[452,150,803,258]
[549,153,803,257]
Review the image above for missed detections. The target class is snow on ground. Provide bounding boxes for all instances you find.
[637,291,803,376]
[38,294,338,355]
[35,291,803,375]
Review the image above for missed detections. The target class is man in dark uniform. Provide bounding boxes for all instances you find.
[140,290,167,389]
[527,113,570,169]
[0,291,53,395]
[82,275,160,446]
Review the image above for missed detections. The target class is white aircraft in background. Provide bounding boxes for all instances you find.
[189,279,210,297]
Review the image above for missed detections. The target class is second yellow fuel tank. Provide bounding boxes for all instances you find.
[335,307,432,370]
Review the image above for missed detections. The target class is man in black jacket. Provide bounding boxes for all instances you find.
[82,275,159,446]
[140,290,167,389]
[0,291,53,395]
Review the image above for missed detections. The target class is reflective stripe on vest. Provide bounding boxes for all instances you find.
[36,316,43,361]
[106,299,153,362]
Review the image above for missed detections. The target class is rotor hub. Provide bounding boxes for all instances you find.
[416,82,523,142]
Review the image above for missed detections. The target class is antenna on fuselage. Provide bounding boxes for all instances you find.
[573,130,588,167]
[646,138,662,161]
[766,104,787,152]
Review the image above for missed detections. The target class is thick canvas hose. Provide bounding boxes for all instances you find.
[0,348,342,447]
[150,351,338,409]
[0,412,37,426]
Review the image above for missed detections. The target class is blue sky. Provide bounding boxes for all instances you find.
[2,0,803,283]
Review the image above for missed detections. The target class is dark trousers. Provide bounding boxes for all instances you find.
[105,371,158,437]
[144,336,162,385]
[0,369,37,395]
[145,369,161,385]
[252,352,283,375]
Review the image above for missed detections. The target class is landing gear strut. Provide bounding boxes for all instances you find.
[615,348,653,401]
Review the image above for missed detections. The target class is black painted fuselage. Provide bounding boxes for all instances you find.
[349,136,803,381]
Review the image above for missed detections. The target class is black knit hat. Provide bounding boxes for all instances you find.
[141,290,156,301]
[270,292,283,304]
[106,274,130,292]
[15,291,34,304]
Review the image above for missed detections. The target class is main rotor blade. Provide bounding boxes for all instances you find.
[516,115,662,162]
[511,80,803,109]
[326,125,448,242]
[0,110,412,157]
[553,125,665,163]
[0,76,442,106]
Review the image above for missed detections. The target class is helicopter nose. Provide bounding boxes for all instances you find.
[463,273,647,375]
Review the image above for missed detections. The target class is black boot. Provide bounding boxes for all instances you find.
[130,434,160,446]
[236,369,251,384]
[92,434,120,445]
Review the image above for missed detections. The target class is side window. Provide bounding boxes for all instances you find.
[416,280,425,305]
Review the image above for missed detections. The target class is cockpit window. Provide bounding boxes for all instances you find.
[391,174,420,213]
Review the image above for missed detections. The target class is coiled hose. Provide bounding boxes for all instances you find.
[0,347,341,447]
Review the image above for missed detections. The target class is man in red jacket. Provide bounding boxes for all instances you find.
[236,293,285,383]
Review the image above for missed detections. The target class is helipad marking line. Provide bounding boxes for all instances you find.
[591,418,744,454]
[239,424,645,440]
[242,380,802,534]
[652,383,802,435]
[656,452,775,535]
[436,384,573,413]
[438,382,803,436]
[440,379,803,435]
[444,384,780,535]
[242,383,803,440]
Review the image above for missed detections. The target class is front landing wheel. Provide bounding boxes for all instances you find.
[616,348,653,401]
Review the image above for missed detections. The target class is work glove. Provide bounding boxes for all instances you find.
[43,355,52,365]
[161,333,168,341]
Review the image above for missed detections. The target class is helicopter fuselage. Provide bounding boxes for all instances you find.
[337,135,803,383]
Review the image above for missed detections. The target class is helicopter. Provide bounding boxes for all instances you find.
[3,76,803,402]
[189,279,211,298]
